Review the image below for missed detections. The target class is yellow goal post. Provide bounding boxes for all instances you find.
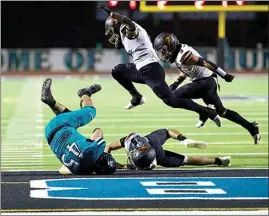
[139,1,268,70]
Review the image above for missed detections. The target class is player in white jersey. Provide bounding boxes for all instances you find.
[154,32,260,144]
[97,5,221,126]
[105,129,231,170]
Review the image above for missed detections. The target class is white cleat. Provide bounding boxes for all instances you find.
[182,139,208,149]
[218,156,231,167]
[124,96,146,110]
[196,120,205,128]
[212,115,222,127]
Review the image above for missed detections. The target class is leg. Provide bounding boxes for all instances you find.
[112,63,145,108]
[90,128,104,140]
[206,90,260,143]
[186,156,231,167]
[140,63,220,122]
[41,78,71,115]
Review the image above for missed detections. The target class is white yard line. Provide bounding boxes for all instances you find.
[20,152,268,158]
[1,79,43,166]
[2,117,268,123]
[29,132,268,138]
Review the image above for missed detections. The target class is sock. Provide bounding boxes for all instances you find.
[177,135,187,141]
[48,100,56,108]
[215,158,222,165]
[224,109,253,133]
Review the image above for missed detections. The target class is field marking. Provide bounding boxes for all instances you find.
[2,117,268,123]
[2,168,268,172]
[2,211,268,216]
[32,132,268,138]
[1,79,43,165]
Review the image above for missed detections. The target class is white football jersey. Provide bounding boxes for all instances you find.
[175,44,212,81]
[120,22,159,71]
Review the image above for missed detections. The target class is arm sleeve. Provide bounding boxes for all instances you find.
[111,12,138,39]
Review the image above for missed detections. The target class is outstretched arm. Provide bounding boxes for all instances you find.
[181,52,234,82]
[97,5,138,39]
[169,71,187,91]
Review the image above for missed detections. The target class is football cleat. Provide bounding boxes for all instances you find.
[218,156,231,167]
[124,96,146,110]
[41,78,55,107]
[78,84,102,97]
[251,121,261,145]
[212,115,222,127]
[196,120,205,128]
[181,139,208,149]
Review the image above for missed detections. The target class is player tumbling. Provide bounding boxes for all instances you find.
[154,32,260,144]
[41,78,116,175]
[97,5,221,127]
[105,129,231,170]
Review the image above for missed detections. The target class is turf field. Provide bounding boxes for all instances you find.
[1,74,268,215]
[1,75,268,170]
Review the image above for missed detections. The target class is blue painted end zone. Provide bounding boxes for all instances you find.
[32,177,269,200]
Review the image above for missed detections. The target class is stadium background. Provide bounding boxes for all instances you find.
[1,1,268,215]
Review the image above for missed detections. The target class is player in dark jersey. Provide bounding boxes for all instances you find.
[154,32,261,145]
[97,5,221,127]
[41,78,116,175]
[105,129,231,169]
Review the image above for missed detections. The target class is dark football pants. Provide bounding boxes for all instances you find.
[111,63,217,119]
[173,76,253,134]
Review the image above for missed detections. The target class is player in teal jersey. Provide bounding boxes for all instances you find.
[41,78,116,175]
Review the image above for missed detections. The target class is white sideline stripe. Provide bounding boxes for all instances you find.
[29,124,269,130]
[32,132,268,138]
[2,211,269,216]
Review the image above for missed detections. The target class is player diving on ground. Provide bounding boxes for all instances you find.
[153,32,260,144]
[97,5,221,127]
[105,129,231,170]
[41,78,116,175]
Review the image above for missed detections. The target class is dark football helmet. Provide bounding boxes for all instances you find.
[105,16,123,49]
[128,146,156,170]
[94,152,116,175]
[154,32,179,63]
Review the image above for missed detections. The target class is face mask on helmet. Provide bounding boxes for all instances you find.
[105,17,122,49]
[156,45,173,63]
[124,133,150,149]
[94,152,116,175]
[154,32,178,63]
[128,146,157,170]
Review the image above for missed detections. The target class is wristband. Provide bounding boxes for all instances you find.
[216,67,227,77]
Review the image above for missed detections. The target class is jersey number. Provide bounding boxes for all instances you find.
[62,143,83,167]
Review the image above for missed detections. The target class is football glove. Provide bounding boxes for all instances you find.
[169,81,180,91]
[224,73,235,82]
[97,5,112,14]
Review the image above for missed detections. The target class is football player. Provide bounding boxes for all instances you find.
[41,78,116,175]
[97,5,221,127]
[154,32,260,144]
[105,129,231,169]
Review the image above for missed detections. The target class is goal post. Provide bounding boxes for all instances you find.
[139,1,268,70]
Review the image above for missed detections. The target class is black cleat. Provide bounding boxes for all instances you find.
[196,114,209,128]
[78,84,102,97]
[41,78,55,107]
[251,121,261,145]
